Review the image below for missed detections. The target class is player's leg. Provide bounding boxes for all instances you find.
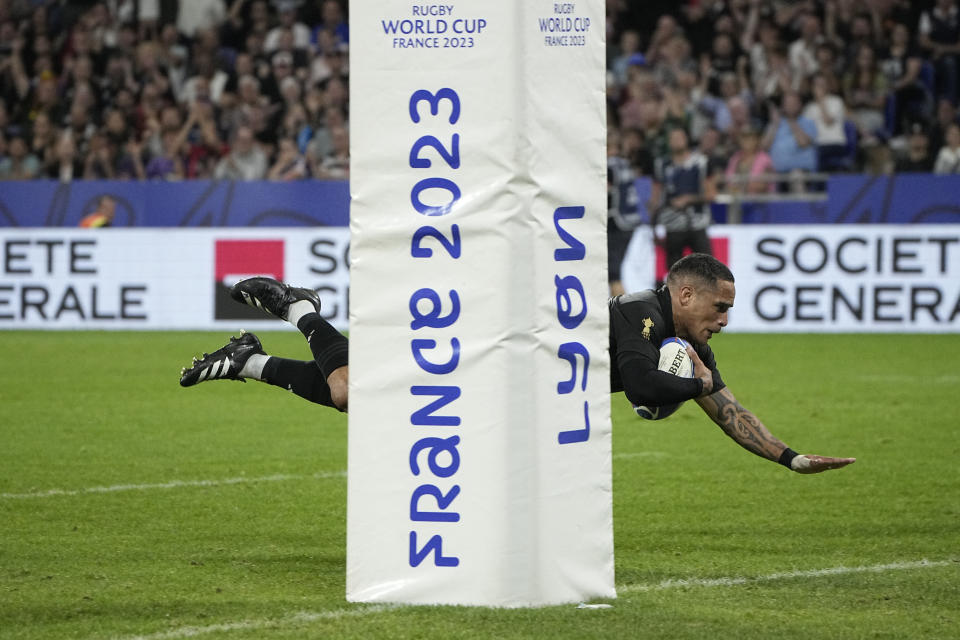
[259,357,340,409]
[178,332,341,409]
[296,312,349,411]
[664,230,686,271]
[607,224,632,297]
[230,277,349,412]
[689,227,713,257]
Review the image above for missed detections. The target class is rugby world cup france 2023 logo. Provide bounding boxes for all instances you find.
[213,239,285,320]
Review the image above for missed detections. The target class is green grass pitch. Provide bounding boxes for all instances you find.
[1,331,958,639]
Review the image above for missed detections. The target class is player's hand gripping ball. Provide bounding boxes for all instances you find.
[633,337,693,420]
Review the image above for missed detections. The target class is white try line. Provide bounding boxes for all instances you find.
[109,559,954,640]
[0,471,346,500]
[4,453,672,499]
[115,604,399,640]
[617,558,955,594]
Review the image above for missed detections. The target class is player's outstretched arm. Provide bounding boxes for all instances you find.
[695,388,856,473]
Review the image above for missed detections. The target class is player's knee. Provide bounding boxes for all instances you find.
[328,366,349,412]
[332,387,348,412]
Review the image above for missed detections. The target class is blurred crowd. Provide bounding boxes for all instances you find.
[1,0,960,184]
[607,0,960,187]
[0,0,349,181]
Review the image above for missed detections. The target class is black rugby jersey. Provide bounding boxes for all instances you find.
[609,286,725,407]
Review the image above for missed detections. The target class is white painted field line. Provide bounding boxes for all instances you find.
[110,559,954,640]
[115,604,399,640]
[613,451,669,460]
[0,471,346,500]
[618,558,955,594]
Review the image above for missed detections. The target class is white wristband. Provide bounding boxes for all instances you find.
[790,454,811,471]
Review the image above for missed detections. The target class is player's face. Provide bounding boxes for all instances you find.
[678,280,735,343]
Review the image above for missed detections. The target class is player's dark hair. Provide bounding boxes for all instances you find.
[666,253,734,288]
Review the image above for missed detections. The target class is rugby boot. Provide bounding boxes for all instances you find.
[179,331,264,387]
[229,277,322,320]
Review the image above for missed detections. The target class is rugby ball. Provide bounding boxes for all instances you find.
[633,337,694,420]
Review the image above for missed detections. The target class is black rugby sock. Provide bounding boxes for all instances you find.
[260,357,336,408]
[297,313,349,379]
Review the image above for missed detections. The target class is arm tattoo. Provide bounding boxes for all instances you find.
[701,389,785,461]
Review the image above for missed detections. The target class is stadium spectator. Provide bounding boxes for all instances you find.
[181,49,228,107]
[652,34,695,90]
[47,131,83,182]
[894,124,935,173]
[145,128,186,180]
[696,126,730,177]
[725,127,775,194]
[879,21,932,136]
[313,122,349,179]
[813,41,843,94]
[214,124,267,180]
[278,100,311,151]
[100,52,138,107]
[742,17,787,100]
[933,121,960,172]
[262,50,295,105]
[726,94,762,143]
[929,98,960,151]
[644,14,682,66]
[157,23,187,75]
[61,54,100,112]
[16,69,62,129]
[309,42,347,86]
[28,111,57,167]
[788,12,823,82]
[119,136,147,180]
[222,51,256,100]
[306,104,345,166]
[65,96,97,154]
[84,131,119,179]
[0,134,40,180]
[310,0,349,50]
[651,127,716,271]
[271,24,311,69]
[803,73,851,171]
[228,73,267,135]
[610,29,642,88]
[672,68,709,141]
[700,33,745,98]
[144,103,184,159]
[321,75,349,116]
[763,90,818,185]
[182,102,227,179]
[179,257,856,475]
[918,0,960,106]
[862,138,894,174]
[828,5,884,69]
[697,65,753,136]
[678,1,722,59]
[220,0,268,52]
[102,107,132,150]
[843,43,889,144]
[177,0,227,40]
[267,135,310,181]
[265,2,311,52]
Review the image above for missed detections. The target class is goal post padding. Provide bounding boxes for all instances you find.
[347,0,613,607]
